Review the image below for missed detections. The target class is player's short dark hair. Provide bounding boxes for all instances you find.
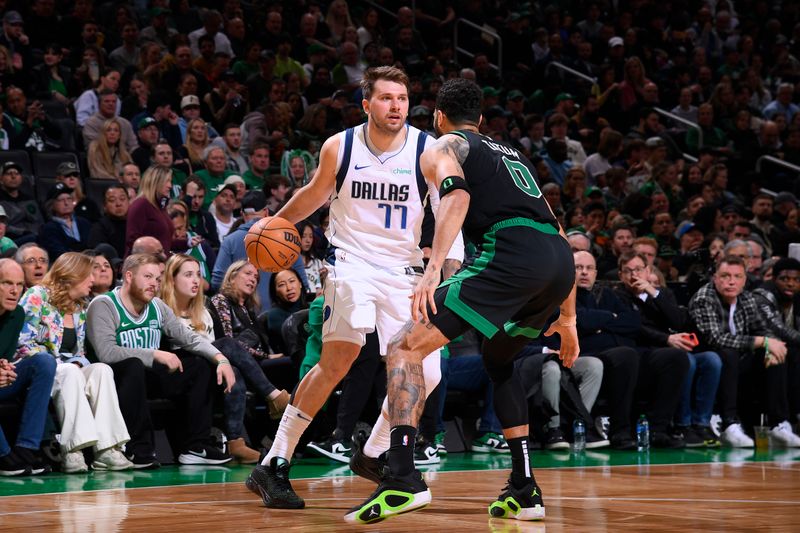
[360,66,409,101]
[435,78,482,125]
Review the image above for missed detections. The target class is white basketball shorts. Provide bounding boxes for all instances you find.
[321,248,422,355]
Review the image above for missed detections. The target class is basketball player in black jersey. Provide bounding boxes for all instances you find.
[345,78,580,524]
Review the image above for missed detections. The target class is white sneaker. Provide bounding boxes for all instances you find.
[93,448,135,471]
[62,451,89,473]
[719,423,755,448]
[770,421,800,447]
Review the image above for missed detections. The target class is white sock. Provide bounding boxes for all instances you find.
[363,404,391,458]
[363,351,442,458]
[262,404,312,466]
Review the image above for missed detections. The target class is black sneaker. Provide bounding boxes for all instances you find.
[0,451,30,477]
[677,426,704,448]
[350,432,386,484]
[343,469,431,524]
[305,437,352,463]
[695,425,720,447]
[126,452,160,470]
[14,446,51,475]
[585,427,610,449]
[544,427,569,450]
[488,478,545,521]
[650,431,685,449]
[246,457,305,509]
[178,444,232,465]
[414,437,440,465]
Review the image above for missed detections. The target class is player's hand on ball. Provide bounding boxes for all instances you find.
[411,268,441,323]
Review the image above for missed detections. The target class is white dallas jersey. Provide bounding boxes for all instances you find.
[328,123,433,268]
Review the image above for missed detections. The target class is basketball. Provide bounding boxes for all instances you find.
[244,216,301,272]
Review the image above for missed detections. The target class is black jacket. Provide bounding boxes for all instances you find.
[547,285,641,354]
[614,285,690,349]
[88,215,127,258]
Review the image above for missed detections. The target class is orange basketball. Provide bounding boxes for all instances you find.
[244,216,301,272]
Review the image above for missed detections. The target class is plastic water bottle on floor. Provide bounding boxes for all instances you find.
[572,419,586,453]
[636,415,650,452]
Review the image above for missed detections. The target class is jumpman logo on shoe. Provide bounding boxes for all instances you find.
[368,506,380,519]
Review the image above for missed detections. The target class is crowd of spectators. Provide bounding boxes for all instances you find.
[2,0,800,477]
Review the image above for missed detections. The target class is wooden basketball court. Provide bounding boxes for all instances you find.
[1,453,798,531]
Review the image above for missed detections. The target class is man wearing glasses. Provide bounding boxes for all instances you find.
[568,250,688,449]
[13,243,48,288]
[615,251,717,447]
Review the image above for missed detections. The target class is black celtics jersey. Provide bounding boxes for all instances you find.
[447,130,558,244]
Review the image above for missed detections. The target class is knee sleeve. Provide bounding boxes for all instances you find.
[422,350,441,398]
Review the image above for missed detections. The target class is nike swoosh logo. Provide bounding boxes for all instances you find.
[193,449,207,458]
[120,322,131,328]
[354,164,371,170]
[297,413,312,422]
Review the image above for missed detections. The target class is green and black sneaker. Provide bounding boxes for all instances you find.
[343,469,431,524]
[488,479,545,521]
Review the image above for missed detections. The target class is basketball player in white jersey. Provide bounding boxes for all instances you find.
[246,66,464,509]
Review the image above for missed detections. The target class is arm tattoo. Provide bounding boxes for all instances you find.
[434,135,470,166]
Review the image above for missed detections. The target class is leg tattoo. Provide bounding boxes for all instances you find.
[387,360,426,427]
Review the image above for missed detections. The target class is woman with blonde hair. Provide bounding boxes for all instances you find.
[88,118,133,180]
[16,252,133,473]
[181,118,211,170]
[125,166,185,255]
[325,0,355,45]
[618,56,651,113]
[208,260,291,420]
[162,255,286,462]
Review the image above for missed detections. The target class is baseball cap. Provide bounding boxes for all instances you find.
[241,190,268,214]
[46,182,73,202]
[675,221,700,239]
[482,86,501,98]
[608,36,624,48]
[138,116,157,130]
[555,92,575,103]
[584,185,603,198]
[3,11,23,25]
[180,95,200,109]
[507,89,525,101]
[775,191,799,207]
[149,7,171,16]
[721,204,739,215]
[259,49,276,62]
[216,183,239,198]
[657,244,677,258]
[56,161,80,176]
[1,161,22,174]
[410,105,431,118]
[646,136,666,148]
[0,205,6,221]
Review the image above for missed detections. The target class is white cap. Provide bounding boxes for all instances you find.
[608,36,624,48]
[181,95,201,109]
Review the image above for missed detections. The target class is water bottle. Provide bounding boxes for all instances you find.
[572,419,586,453]
[636,414,650,451]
